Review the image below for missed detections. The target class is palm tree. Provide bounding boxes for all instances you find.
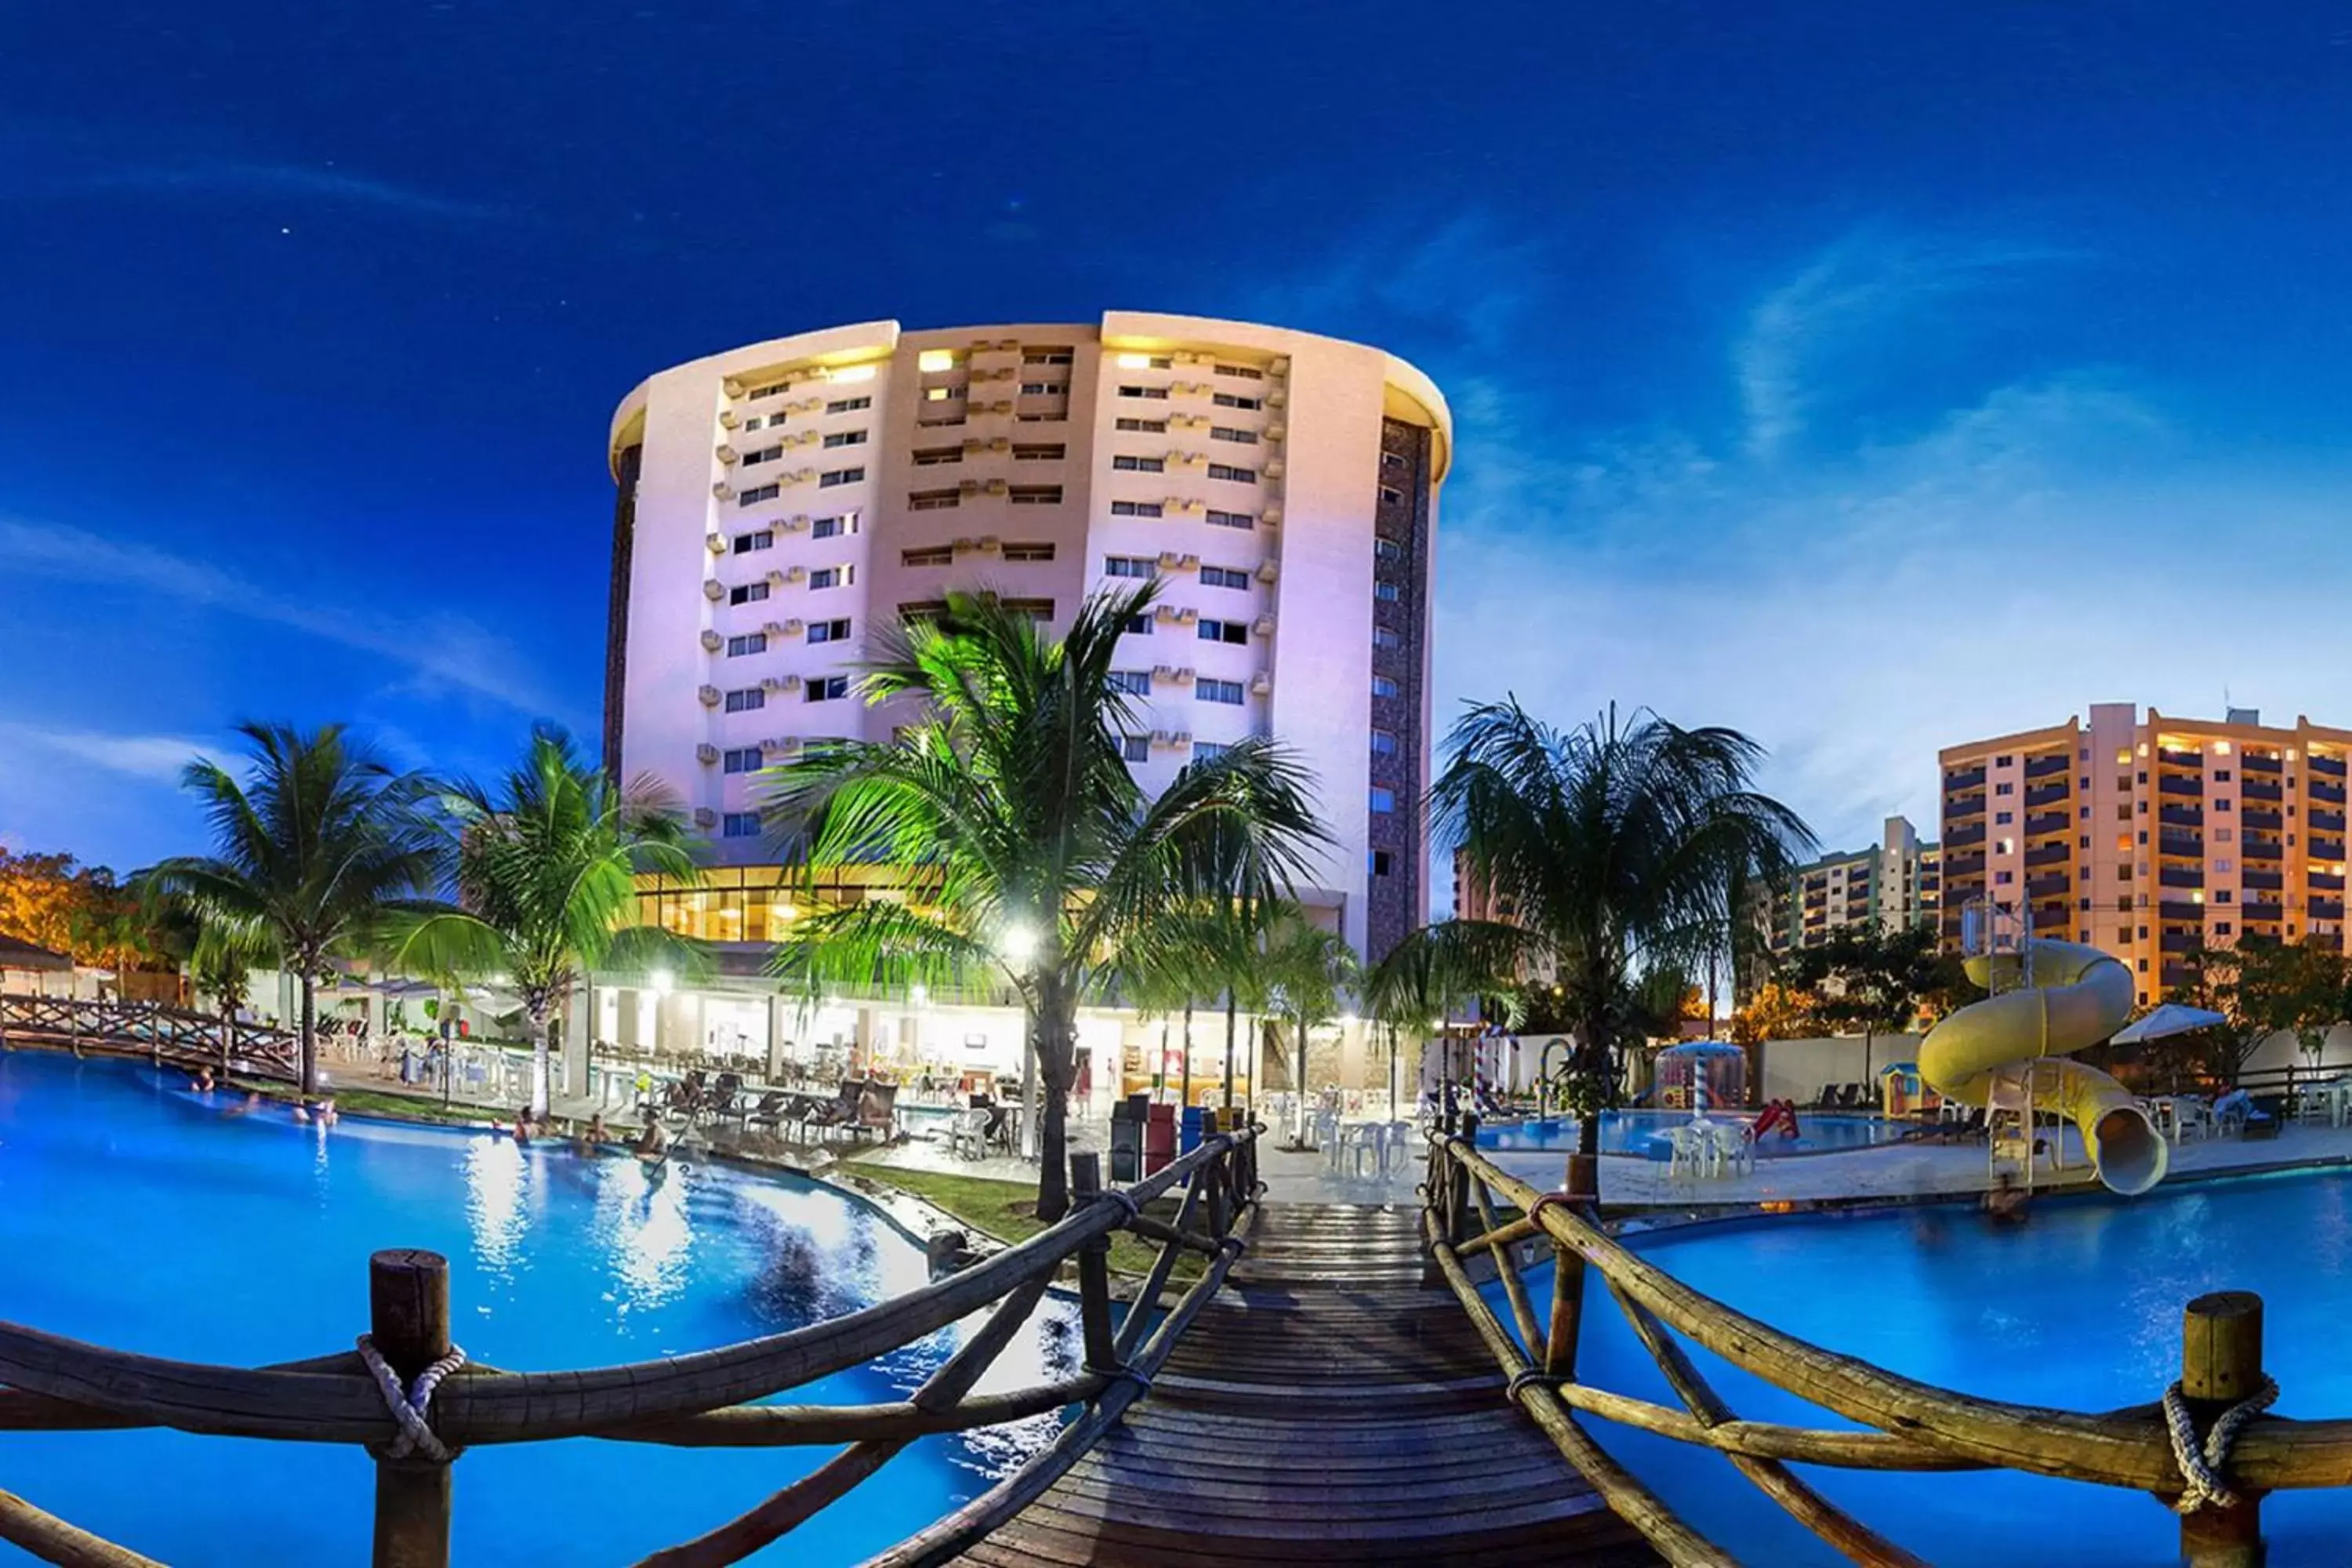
[1257,907,1361,1148]
[766,583,1327,1220]
[394,728,705,1118]
[148,722,442,1094]
[1383,699,1812,1160]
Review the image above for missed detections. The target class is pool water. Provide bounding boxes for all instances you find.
[1510,1169,2352,1564]
[0,1051,1079,1566]
[1475,1109,1902,1157]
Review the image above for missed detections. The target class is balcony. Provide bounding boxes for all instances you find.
[2025,754,2070,779]
[2243,869,2284,892]
[2313,872,2347,892]
[2024,782,2071,810]
[2243,778,2283,803]
[2158,774,2204,798]
[2242,837,2283,862]
[2160,899,2205,921]
[1944,823,1987,849]
[1944,852,1986,878]
[2317,898,2347,921]
[2245,751,2283,775]
[2159,866,2205,889]
[2027,873,2070,900]
[2242,808,2284,833]
[2158,748,2203,769]
[2244,900,2285,924]
[2159,804,2204,829]
[2158,829,2203,856]
[2024,811,2071,838]
[1944,766,1987,794]
[2314,808,2348,835]
[1947,793,1987,820]
[2317,837,2350,861]
[2160,930,2201,954]
[2313,753,2348,780]
[2024,841,2070,868]
[2162,962,2194,990]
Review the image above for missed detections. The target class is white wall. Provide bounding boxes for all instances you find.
[1754,1034,1927,1105]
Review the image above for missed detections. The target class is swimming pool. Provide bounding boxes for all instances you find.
[0,1050,1077,1565]
[1511,1169,2352,1564]
[1475,1109,1903,1157]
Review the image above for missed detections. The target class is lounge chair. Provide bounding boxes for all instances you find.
[742,1090,790,1139]
[805,1080,864,1141]
[849,1080,900,1142]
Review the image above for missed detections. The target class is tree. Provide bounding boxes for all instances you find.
[394,728,707,1117]
[2168,937,2348,1084]
[1780,922,1944,1080]
[0,849,173,978]
[147,723,441,1094]
[1730,980,1817,1045]
[766,584,1327,1221]
[1257,907,1361,1147]
[1376,700,1812,1158]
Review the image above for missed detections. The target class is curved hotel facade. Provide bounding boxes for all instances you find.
[597,313,1448,1098]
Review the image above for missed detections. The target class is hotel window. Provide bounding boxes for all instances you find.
[808,617,851,644]
[1019,381,1066,396]
[742,444,783,466]
[739,484,779,506]
[1370,849,1394,877]
[1200,565,1250,590]
[1196,677,1246,706]
[924,387,960,403]
[1210,426,1258,445]
[2216,889,2234,904]
[903,546,954,568]
[1379,485,1403,504]
[1214,363,1265,379]
[1198,619,1248,645]
[1194,742,1231,761]
[1994,782,2014,796]
[2216,798,2233,811]
[818,466,864,488]
[1111,499,1163,517]
[811,514,856,539]
[1381,450,1406,469]
[1370,728,1398,757]
[1104,555,1154,579]
[822,430,867,448]
[721,811,763,839]
[2216,858,2234,872]
[1008,485,1062,504]
[1204,508,1254,530]
[913,447,962,467]
[1123,614,1152,634]
[1108,670,1153,696]
[1012,443,1065,461]
[1006,598,1058,621]
[1374,538,1403,564]
[725,633,767,657]
[1213,393,1261,410]
[723,688,764,713]
[1995,811,2013,825]
[1995,754,2014,767]
[741,416,768,432]
[1373,626,1401,650]
[1994,870,2014,885]
[1113,455,1164,473]
[1116,417,1168,434]
[1118,385,1171,400]
[1001,542,1055,562]
[1996,838,2014,854]
[2216,769,2232,782]
[909,488,960,511]
[2118,805,2132,821]
[806,675,849,702]
[898,600,949,622]
[721,747,761,774]
[748,382,787,400]
[1025,348,1076,365]
[826,396,871,414]
[1372,674,1399,699]
[1120,735,1151,763]
[728,582,770,606]
[1374,580,1401,603]
[1370,786,1396,813]
[1116,354,1173,369]
[1207,463,1257,484]
[733,529,774,553]
[809,565,851,590]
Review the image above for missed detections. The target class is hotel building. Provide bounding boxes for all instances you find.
[592,313,1449,1103]
[1938,706,2352,1006]
[1762,815,1941,959]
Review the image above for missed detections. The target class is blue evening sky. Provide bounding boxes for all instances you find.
[5,4,2352,873]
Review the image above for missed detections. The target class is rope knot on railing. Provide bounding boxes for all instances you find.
[357,1333,468,1464]
[1504,1368,1563,1403]
[1097,1188,1142,1225]
[2161,1374,2278,1513]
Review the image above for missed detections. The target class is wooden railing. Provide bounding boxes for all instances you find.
[0,1123,1261,1568]
[1425,1120,2327,1568]
[0,994,298,1080]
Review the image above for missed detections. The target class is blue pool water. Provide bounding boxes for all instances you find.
[1475,1109,1902,1157]
[1512,1169,2352,1565]
[0,1051,1079,1565]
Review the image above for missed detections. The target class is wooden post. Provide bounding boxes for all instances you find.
[1069,1154,1122,1374]
[2179,1290,2265,1568]
[1450,1115,1480,1250]
[1201,1112,1232,1238]
[1544,1151,1598,1378]
[370,1249,454,1568]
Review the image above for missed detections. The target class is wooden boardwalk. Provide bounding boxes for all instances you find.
[959,1201,1657,1566]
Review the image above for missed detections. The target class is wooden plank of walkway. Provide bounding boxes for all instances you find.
[959,1201,1659,1566]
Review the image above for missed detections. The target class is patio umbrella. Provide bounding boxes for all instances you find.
[2111,1003,2227,1044]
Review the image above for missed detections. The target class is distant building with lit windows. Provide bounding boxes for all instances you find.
[1762,815,1940,958]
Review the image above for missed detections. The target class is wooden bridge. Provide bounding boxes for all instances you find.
[0,993,297,1080]
[0,1101,2332,1566]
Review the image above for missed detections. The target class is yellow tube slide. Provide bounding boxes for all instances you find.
[1918,938,2168,1195]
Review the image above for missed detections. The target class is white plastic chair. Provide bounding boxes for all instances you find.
[948,1107,991,1160]
[1667,1125,1704,1183]
[1316,1109,1342,1169]
[1719,1123,1756,1178]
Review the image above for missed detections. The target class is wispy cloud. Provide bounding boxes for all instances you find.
[1238,208,1552,358]
[0,515,561,718]
[0,723,208,785]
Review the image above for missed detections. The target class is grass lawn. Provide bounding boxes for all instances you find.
[841,1159,1203,1282]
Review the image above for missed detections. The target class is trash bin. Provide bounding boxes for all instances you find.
[1142,1102,1176,1177]
[1179,1104,1204,1159]
[1109,1095,1144,1183]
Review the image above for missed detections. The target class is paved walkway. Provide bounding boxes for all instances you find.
[956,1202,1656,1566]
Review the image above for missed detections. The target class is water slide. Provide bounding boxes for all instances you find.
[1918,937,2168,1195]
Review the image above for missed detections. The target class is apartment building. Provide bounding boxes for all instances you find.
[1938,705,2352,1005]
[1762,815,1941,958]
[604,312,1450,966]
